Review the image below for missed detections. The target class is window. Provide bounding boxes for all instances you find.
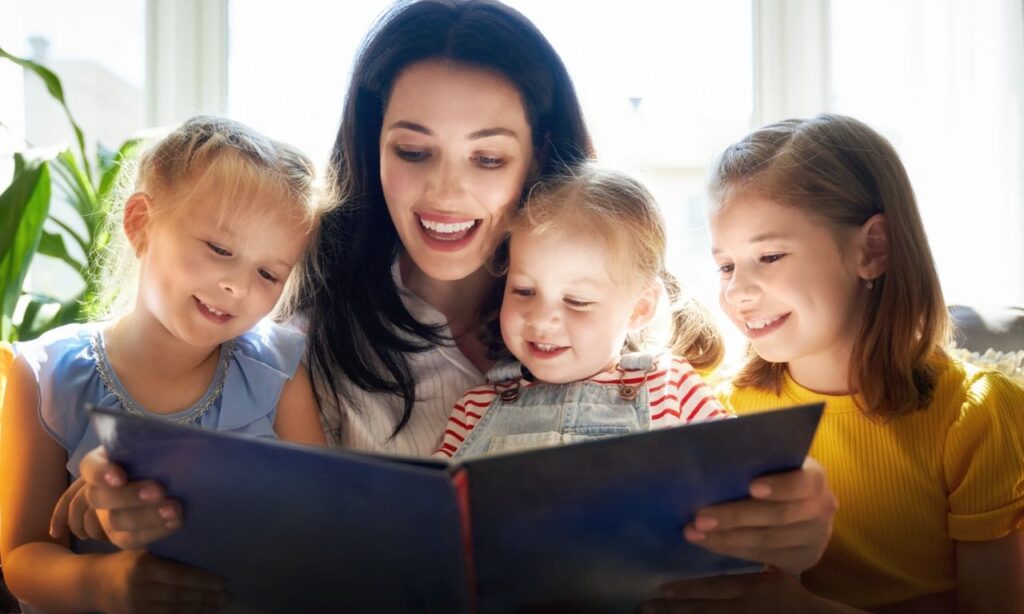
[829,0,1024,307]
[2,0,147,301]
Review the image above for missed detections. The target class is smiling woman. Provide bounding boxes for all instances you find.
[380,60,534,284]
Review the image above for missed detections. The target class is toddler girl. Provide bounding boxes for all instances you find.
[708,114,1023,612]
[1,116,327,613]
[437,163,729,459]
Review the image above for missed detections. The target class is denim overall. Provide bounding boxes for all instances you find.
[452,352,659,459]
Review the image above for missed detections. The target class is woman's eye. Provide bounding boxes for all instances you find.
[473,154,504,169]
[717,263,735,275]
[258,269,279,283]
[206,242,231,257]
[761,253,786,264]
[395,148,430,162]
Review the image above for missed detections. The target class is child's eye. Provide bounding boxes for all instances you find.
[510,287,534,297]
[206,242,231,257]
[716,263,735,275]
[473,154,504,169]
[564,298,594,309]
[258,269,279,283]
[761,253,786,264]
[395,147,430,163]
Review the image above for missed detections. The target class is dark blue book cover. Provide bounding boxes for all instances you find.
[90,402,823,613]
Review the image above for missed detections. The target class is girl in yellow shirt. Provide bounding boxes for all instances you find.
[704,114,1023,613]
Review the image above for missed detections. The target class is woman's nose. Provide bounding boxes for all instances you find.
[425,157,464,205]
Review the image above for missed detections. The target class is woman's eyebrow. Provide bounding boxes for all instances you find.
[467,127,517,140]
[386,120,432,135]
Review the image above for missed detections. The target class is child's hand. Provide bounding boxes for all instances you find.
[73,446,184,549]
[49,476,108,541]
[683,457,837,574]
[98,549,228,614]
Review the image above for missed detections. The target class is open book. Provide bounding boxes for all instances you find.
[90,402,823,613]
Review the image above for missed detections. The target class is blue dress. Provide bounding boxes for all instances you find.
[13,319,306,478]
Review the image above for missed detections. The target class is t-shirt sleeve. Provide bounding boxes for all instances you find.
[435,386,496,458]
[649,356,733,429]
[944,370,1024,541]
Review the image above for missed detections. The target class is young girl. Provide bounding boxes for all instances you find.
[436,163,729,459]
[707,114,1024,612]
[1,116,327,613]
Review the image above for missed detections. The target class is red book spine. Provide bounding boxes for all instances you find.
[452,467,478,614]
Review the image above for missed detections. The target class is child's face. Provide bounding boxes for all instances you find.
[134,189,309,349]
[709,194,866,379]
[500,229,651,384]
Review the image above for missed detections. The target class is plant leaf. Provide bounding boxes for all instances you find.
[97,138,142,212]
[38,230,86,276]
[0,156,52,341]
[0,46,93,183]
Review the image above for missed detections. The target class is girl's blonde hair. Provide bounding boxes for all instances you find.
[93,115,322,319]
[501,163,724,370]
[709,113,950,417]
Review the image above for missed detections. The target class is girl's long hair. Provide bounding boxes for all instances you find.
[709,114,950,417]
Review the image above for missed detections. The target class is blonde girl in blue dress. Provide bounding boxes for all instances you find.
[1,116,327,613]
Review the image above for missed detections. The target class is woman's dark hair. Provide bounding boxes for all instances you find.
[299,0,594,436]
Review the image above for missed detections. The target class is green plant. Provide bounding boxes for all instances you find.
[0,46,141,342]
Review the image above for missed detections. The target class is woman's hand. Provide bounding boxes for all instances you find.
[97,549,228,614]
[55,446,183,550]
[641,568,865,614]
[684,457,837,574]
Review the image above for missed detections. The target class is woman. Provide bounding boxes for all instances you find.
[61,0,837,606]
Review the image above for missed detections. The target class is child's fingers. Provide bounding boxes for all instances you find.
[690,459,836,532]
[107,500,182,533]
[685,526,822,571]
[78,445,127,489]
[82,508,108,542]
[747,457,828,502]
[85,479,168,511]
[67,481,98,539]
[106,517,182,551]
[49,476,86,538]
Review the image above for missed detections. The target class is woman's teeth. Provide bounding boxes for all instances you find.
[419,218,476,234]
[417,215,477,237]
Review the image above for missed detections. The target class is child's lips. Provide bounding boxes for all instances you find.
[526,341,569,358]
[194,296,234,323]
[741,312,789,338]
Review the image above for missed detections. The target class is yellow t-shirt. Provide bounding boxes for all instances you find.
[717,357,1024,610]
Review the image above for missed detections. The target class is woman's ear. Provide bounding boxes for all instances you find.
[123,193,153,256]
[855,213,889,281]
[627,283,661,332]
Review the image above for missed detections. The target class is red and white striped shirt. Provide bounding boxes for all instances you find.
[436,354,730,458]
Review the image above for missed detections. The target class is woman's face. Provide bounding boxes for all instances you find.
[380,60,535,282]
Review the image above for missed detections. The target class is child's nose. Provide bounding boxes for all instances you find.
[219,269,251,298]
[723,269,761,305]
[526,303,560,333]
